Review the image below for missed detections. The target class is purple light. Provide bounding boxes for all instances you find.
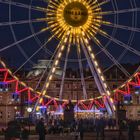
[0,82,8,85]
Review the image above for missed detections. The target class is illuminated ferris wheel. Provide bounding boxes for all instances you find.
[0,0,140,115]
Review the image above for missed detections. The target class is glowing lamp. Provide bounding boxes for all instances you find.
[27,107,32,113]
[135,86,140,95]
[123,94,132,104]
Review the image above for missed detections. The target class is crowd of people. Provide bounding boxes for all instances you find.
[35,117,139,140]
[45,117,117,134]
[1,117,139,140]
[3,121,29,140]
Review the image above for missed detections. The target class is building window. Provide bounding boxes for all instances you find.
[113,84,117,89]
[136,96,139,104]
[0,84,8,92]
[8,84,12,89]
[56,84,60,88]
[89,84,93,89]
[0,112,2,119]
[0,96,2,103]
[8,111,11,119]
[67,84,70,88]
[94,87,98,91]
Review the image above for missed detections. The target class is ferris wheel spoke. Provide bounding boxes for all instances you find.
[34,43,60,91]
[99,31,140,57]
[80,33,115,115]
[92,0,110,10]
[102,29,136,73]
[0,18,47,26]
[34,0,49,3]
[77,38,87,100]
[91,36,130,77]
[0,27,49,52]
[0,0,46,12]
[97,7,140,16]
[102,22,140,33]
[103,50,128,73]
[59,36,72,100]
[33,30,71,112]
[13,34,55,74]
[34,40,61,91]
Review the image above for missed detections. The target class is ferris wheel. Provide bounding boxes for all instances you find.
[0,0,140,115]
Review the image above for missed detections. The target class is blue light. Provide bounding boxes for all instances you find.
[124,94,132,104]
[12,92,19,101]
[135,86,140,95]
[40,106,47,114]
[12,92,19,95]
[0,82,8,85]
[40,106,47,109]
[135,86,140,88]
[99,108,106,112]
[24,101,32,104]
[124,94,131,98]
[0,82,8,92]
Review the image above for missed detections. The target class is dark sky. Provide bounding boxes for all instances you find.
[0,0,140,75]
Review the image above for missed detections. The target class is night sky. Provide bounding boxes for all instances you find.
[0,0,140,76]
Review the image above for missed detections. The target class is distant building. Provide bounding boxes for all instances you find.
[0,62,140,125]
[27,59,62,79]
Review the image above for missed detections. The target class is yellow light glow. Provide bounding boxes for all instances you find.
[110,98,113,103]
[107,91,111,96]
[101,76,105,81]
[14,76,19,80]
[113,105,116,111]
[91,54,95,59]
[58,53,62,58]
[94,61,98,67]
[104,83,107,88]
[55,60,59,66]
[52,68,56,73]
[21,82,26,87]
[49,75,53,81]
[47,0,103,40]
[39,98,43,103]
[97,68,101,74]
[42,90,46,95]
[36,106,40,111]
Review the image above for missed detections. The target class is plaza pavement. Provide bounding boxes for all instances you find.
[0,131,140,140]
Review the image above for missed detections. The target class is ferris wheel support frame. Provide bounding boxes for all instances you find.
[32,31,70,113]
[80,34,115,115]
[77,40,88,100]
[59,35,72,100]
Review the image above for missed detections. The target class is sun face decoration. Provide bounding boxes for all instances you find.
[63,2,89,27]
[47,0,103,42]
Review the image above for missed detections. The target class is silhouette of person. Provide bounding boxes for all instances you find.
[128,120,135,140]
[36,118,46,140]
[21,126,29,140]
[78,119,84,140]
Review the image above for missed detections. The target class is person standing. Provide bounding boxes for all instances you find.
[5,121,21,140]
[95,117,106,140]
[100,117,106,138]
[78,119,84,140]
[36,118,46,140]
[21,126,29,140]
[128,120,135,140]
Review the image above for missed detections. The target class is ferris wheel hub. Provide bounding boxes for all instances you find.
[64,2,88,27]
[47,0,102,40]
